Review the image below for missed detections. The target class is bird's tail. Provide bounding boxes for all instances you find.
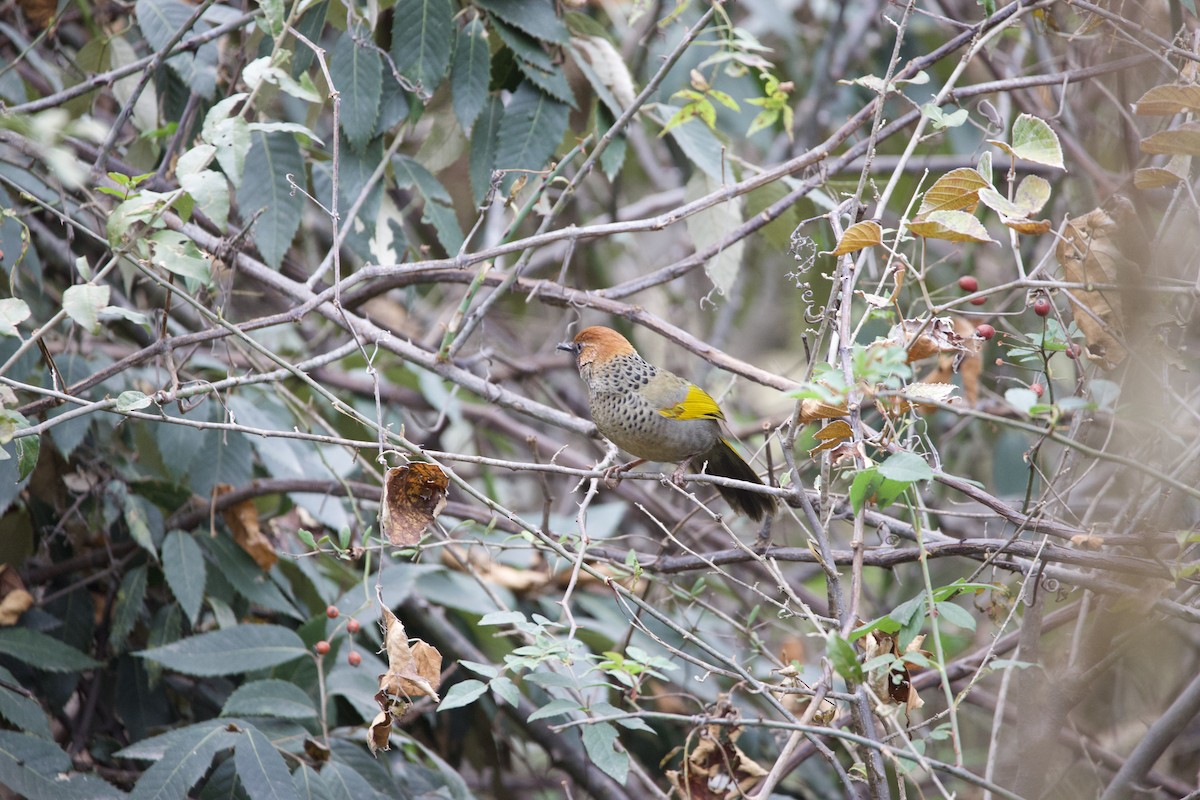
[702,439,776,521]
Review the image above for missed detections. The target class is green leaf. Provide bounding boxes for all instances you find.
[145,230,211,283]
[451,18,491,133]
[222,679,317,720]
[490,675,519,707]
[989,113,1064,169]
[477,0,567,43]
[136,624,307,676]
[291,765,333,800]
[890,594,926,627]
[62,283,109,334]
[122,488,157,555]
[234,725,299,800]
[876,451,932,482]
[0,297,31,337]
[663,104,727,180]
[393,155,463,253]
[0,731,123,799]
[14,434,38,482]
[115,390,153,412]
[178,167,230,228]
[0,628,100,672]
[934,601,976,631]
[239,130,305,269]
[494,82,569,192]
[110,565,148,654]
[390,0,453,96]
[437,679,488,711]
[1005,387,1039,415]
[526,697,581,722]
[0,667,52,739]
[469,96,504,202]
[493,20,575,107]
[135,0,218,98]
[127,722,239,799]
[826,631,863,684]
[329,32,382,152]
[580,722,628,783]
[162,530,206,625]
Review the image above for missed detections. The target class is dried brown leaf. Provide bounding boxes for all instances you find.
[1132,83,1200,115]
[1140,121,1200,156]
[1055,207,1134,367]
[378,604,442,709]
[215,484,277,572]
[380,463,448,546]
[797,399,848,424]
[831,220,883,256]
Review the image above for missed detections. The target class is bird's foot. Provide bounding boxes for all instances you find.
[669,461,691,487]
[602,459,645,490]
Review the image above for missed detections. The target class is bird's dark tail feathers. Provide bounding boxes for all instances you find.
[701,439,776,522]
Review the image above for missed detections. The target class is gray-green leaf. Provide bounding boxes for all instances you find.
[329,32,382,152]
[494,82,568,192]
[451,18,490,133]
[240,131,305,269]
[136,624,307,676]
[390,0,452,97]
[162,530,206,625]
[62,284,110,334]
[234,725,300,800]
[0,628,100,672]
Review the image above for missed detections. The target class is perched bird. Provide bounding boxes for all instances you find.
[557,326,775,521]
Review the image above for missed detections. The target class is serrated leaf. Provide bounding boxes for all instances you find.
[0,298,30,337]
[390,0,453,96]
[571,36,636,115]
[477,0,567,43]
[393,155,463,253]
[918,167,991,216]
[136,0,218,98]
[684,172,744,295]
[137,624,306,676]
[988,113,1064,169]
[234,725,298,800]
[908,210,995,243]
[469,96,504,202]
[1132,83,1200,115]
[0,667,52,739]
[0,628,100,671]
[329,32,382,152]
[220,681,314,719]
[494,82,569,192]
[127,722,239,800]
[240,131,305,269]
[581,722,628,784]
[493,20,575,107]
[110,565,148,653]
[0,731,123,799]
[62,284,110,334]
[877,450,932,482]
[451,18,491,133]
[831,220,882,256]
[162,530,205,625]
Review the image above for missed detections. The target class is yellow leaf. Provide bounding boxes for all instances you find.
[908,210,996,243]
[831,220,883,256]
[1132,83,1200,115]
[917,168,991,216]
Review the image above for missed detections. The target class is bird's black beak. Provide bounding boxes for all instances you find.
[556,341,577,354]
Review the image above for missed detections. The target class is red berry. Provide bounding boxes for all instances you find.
[1033,298,1051,317]
[1067,343,1082,359]
[1030,383,1044,397]
[975,324,995,340]
[326,606,340,619]
[347,619,361,634]
[957,276,979,292]
[315,640,331,655]
[348,651,362,667]
[969,295,987,306]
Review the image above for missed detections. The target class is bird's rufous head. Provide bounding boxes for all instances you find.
[556,326,637,371]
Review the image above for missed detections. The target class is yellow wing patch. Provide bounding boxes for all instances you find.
[659,384,725,421]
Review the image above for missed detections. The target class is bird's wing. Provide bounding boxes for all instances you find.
[658,383,725,421]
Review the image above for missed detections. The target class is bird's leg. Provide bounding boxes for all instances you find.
[602,458,646,489]
[670,458,695,487]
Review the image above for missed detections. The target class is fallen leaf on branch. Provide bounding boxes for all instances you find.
[380,462,449,546]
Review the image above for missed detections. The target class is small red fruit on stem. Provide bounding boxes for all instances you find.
[326,606,339,619]
[975,324,995,340]
[348,651,362,667]
[969,295,987,306]
[1033,298,1051,317]
[315,640,330,655]
[957,276,979,292]
[347,619,361,634]
[1030,383,1044,397]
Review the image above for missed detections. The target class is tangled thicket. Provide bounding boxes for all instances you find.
[0,0,1198,798]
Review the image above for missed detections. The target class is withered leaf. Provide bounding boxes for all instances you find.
[797,399,848,424]
[215,484,277,571]
[1055,206,1136,368]
[378,604,442,707]
[367,711,393,756]
[810,420,853,456]
[380,463,449,546]
[666,709,768,800]
[0,566,33,626]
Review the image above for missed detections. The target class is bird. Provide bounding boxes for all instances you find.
[557,326,775,521]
